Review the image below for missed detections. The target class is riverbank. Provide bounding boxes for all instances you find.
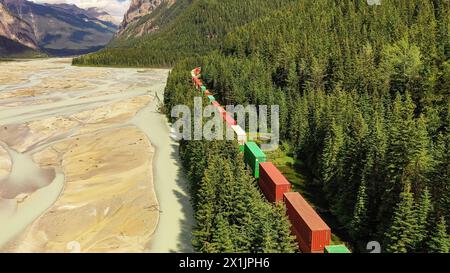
[0,58,193,252]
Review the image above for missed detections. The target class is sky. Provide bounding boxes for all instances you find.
[30,0,131,21]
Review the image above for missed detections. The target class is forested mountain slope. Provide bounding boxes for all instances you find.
[163,0,450,253]
[73,0,449,253]
[72,0,297,67]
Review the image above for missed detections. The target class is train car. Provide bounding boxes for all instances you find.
[193,77,203,89]
[244,142,266,178]
[283,192,331,253]
[223,113,237,127]
[189,67,335,255]
[258,162,291,203]
[214,105,226,115]
[231,125,246,151]
[324,245,351,253]
[208,95,216,103]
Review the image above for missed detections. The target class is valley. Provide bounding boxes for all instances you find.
[0,58,193,252]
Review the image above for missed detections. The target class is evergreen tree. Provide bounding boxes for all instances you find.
[350,179,369,240]
[192,156,222,252]
[209,213,235,253]
[426,216,449,253]
[384,184,418,253]
[155,0,449,253]
[415,187,433,250]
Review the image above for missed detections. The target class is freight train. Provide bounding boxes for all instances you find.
[190,67,351,254]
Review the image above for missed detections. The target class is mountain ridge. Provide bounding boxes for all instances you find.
[73,0,296,67]
[0,0,118,57]
[117,0,177,38]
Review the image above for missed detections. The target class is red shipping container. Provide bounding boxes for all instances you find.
[215,105,226,115]
[212,101,221,107]
[283,192,331,253]
[205,90,212,95]
[258,162,291,203]
[223,113,237,126]
[194,67,201,75]
[193,78,202,89]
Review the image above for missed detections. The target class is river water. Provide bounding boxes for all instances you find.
[0,58,193,252]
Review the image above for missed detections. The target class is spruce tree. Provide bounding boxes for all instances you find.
[426,216,449,253]
[415,187,433,249]
[192,156,222,252]
[350,178,369,240]
[209,213,235,253]
[384,184,418,253]
[272,204,298,253]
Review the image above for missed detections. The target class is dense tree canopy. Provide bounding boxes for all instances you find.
[163,0,449,253]
[75,0,449,253]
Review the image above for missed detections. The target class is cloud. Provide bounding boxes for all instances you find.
[30,0,131,21]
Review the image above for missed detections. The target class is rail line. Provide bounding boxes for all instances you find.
[190,67,351,254]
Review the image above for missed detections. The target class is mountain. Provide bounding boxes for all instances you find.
[85,7,120,26]
[73,0,297,67]
[117,0,176,38]
[48,3,119,26]
[0,2,41,57]
[0,0,118,57]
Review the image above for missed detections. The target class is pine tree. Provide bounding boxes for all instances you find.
[430,133,450,225]
[384,184,419,253]
[378,93,417,233]
[426,216,449,253]
[321,118,344,185]
[192,156,222,252]
[350,178,369,240]
[259,217,279,253]
[379,37,423,97]
[271,204,298,253]
[415,187,433,250]
[209,213,235,253]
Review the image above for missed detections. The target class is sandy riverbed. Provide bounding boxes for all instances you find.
[0,58,193,252]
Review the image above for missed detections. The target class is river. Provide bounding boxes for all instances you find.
[0,58,193,252]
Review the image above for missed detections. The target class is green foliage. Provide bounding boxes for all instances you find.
[426,216,450,253]
[166,0,449,253]
[384,185,418,253]
[73,0,297,67]
[181,139,297,253]
[76,0,450,253]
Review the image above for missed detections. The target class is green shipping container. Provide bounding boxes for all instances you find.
[201,86,207,92]
[244,142,266,178]
[208,95,216,103]
[324,245,351,253]
[239,145,245,152]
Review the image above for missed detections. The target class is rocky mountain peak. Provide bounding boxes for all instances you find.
[0,0,117,57]
[118,0,175,36]
[0,1,38,50]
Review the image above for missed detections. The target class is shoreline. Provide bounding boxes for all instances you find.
[129,89,194,253]
[0,58,191,252]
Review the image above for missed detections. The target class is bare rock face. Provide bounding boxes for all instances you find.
[118,0,175,37]
[0,2,38,50]
[85,7,121,26]
[0,0,117,57]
